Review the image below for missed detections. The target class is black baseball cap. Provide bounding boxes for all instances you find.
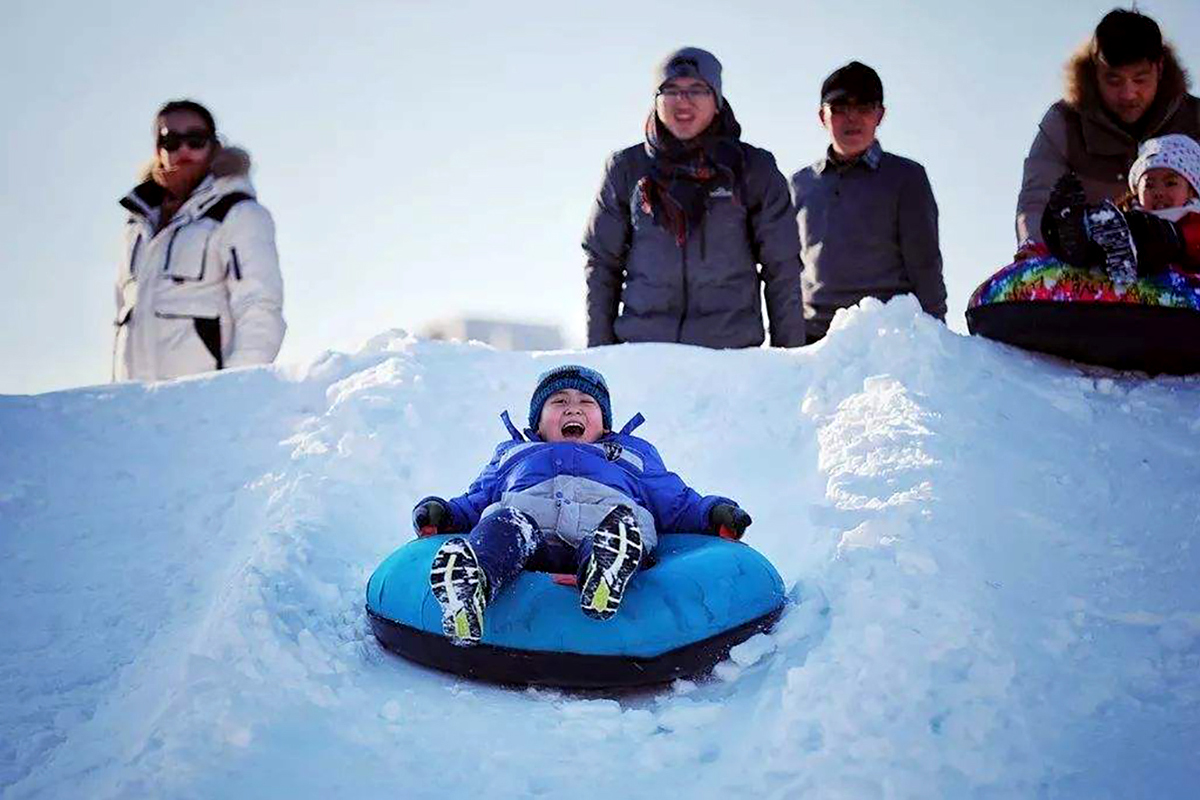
[820,61,884,105]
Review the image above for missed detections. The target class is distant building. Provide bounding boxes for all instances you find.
[421,317,565,351]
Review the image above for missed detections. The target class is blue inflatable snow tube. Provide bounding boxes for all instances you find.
[366,533,787,688]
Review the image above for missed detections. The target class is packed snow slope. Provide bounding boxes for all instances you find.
[3,297,1199,800]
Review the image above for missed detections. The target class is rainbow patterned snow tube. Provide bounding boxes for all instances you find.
[966,254,1200,374]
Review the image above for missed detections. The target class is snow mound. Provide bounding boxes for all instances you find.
[3,297,1198,799]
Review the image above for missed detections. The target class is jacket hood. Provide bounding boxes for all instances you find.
[1064,40,1191,113]
[135,145,252,183]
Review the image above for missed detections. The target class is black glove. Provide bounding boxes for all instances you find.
[1125,210,1186,275]
[412,499,450,535]
[1042,173,1094,267]
[708,503,752,540]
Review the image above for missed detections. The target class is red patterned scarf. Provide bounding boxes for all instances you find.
[638,101,745,247]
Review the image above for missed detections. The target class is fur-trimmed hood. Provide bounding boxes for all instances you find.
[1063,40,1191,114]
[136,145,252,183]
[121,146,256,221]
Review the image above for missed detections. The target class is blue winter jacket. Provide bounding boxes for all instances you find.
[424,413,733,552]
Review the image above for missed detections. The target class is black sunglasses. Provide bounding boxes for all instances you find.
[157,129,213,152]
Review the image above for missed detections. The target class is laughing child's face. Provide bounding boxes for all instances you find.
[537,389,605,443]
[1138,167,1197,211]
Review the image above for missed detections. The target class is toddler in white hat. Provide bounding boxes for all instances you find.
[1128,133,1200,222]
[1043,134,1200,276]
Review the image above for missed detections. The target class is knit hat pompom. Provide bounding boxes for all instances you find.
[528,365,612,432]
[1128,134,1200,199]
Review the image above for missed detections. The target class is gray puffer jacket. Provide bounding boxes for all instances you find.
[583,143,805,348]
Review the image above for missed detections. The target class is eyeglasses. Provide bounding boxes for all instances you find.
[657,86,714,102]
[157,129,213,152]
[823,101,881,118]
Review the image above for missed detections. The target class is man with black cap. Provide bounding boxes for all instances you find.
[583,46,805,349]
[1016,8,1200,248]
[790,61,946,342]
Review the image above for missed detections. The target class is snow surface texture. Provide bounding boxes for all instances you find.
[2,296,1198,799]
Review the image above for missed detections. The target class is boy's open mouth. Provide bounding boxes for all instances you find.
[560,421,586,438]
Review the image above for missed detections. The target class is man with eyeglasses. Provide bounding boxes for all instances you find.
[1016,8,1200,250]
[789,61,946,342]
[583,47,805,349]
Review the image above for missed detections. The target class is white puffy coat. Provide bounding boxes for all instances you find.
[114,165,285,381]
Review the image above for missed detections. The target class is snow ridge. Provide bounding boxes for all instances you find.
[2,297,1198,799]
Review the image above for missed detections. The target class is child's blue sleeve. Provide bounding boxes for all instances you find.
[634,438,736,533]
[437,443,508,532]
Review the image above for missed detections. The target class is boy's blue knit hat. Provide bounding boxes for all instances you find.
[528,365,612,432]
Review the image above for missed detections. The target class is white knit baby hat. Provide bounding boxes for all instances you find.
[1128,133,1200,198]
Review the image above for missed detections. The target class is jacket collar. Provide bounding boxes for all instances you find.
[119,173,256,224]
[502,410,645,442]
[814,139,882,174]
[1075,93,1187,156]
[1142,198,1200,223]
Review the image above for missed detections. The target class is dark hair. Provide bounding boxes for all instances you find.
[1092,8,1163,67]
[154,99,217,139]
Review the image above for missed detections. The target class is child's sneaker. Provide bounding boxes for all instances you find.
[580,506,643,621]
[429,538,488,645]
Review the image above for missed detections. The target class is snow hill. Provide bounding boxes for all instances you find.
[2,297,1198,799]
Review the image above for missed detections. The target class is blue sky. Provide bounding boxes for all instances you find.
[3,0,1198,394]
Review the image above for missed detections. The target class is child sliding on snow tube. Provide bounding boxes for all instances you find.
[1043,133,1200,282]
[412,365,752,645]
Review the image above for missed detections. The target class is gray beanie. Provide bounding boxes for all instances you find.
[655,47,723,108]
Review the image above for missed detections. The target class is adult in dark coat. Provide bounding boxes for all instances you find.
[583,47,805,349]
[1016,8,1200,246]
[790,61,946,342]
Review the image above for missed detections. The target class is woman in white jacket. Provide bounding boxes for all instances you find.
[114,100,285,381]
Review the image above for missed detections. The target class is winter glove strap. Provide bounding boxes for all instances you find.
[412,499,450,536]
[708,503,752,541]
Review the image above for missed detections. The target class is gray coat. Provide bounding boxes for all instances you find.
[583,143,806,349]
[790,143,946,339]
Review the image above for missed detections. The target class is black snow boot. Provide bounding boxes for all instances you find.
[580,505,643,621]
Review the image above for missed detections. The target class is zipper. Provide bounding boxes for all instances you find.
[111,326,121,383]
[154,311,217,320]
[229,247,242,280]
[1147,94,1184,138]
[675,241,689,342]
[199,233,208,281]
[128,234,143,277]
[162,227,182,275]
